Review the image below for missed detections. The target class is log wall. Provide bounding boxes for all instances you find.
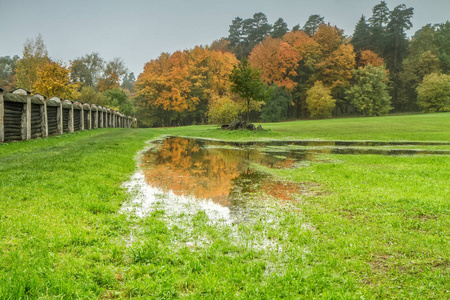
[0,88,137,144]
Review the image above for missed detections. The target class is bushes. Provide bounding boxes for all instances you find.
[416,73,450,112]
[345,65,392,116]
[207,95,242,124]
[306,81,335,118]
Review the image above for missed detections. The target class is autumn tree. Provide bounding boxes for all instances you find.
[135,48,238,127]
[249,36,298,90]
[306,81,335,118]
[16,34,50,91]
[32,61,80,99]
[313,24,345,56]
[98,57,128,91]
[416,73,450,112]
[229,60,265,122]
[282,31,321,118]
[345,65,392,116]
[358,50,384,68]
[210,38,230,53]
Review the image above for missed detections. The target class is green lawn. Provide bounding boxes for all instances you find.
[0,113,449,299]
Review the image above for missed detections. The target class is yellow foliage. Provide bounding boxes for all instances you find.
[32,61,80,99]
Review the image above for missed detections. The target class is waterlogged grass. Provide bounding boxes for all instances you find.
[164,112,450,142]
[0,113,449,299]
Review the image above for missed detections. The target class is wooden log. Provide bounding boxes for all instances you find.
[4,103,23,109]
[4,131,21,135]
[4,125,21,130]
[4,109,22,115]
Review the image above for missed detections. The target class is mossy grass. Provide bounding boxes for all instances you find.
[0,113,449,298]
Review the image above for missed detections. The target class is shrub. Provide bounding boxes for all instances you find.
[416,73,450,112]
[306,81,335,118]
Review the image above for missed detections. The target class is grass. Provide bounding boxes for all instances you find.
[0,113,449,299]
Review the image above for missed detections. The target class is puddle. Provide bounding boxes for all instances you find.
[123,137,311,224]
[123,137,449,225]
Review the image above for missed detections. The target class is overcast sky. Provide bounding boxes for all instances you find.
[1,0,449,77]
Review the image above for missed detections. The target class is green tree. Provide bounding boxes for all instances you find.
[271,18,289,38]
[229,60,265,122]
[351,16,371,52]
[207,95,242,124]
[303,14,324,37]
[70,52,104,87]
[345,65,392,116]
[306,81,335,118]
[104,88,134,115]
[435,21,450,73]
[384,4,414,109]
[416,73,450,112]
[15,34,50,91]
[0,55,19,90]
[121,72,136,92]
[79,86,107,106]
[260,85,292,122]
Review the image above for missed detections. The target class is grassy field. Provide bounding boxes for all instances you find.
[0,113,449,299]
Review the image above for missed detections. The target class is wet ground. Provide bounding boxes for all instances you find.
[123,137,449,225]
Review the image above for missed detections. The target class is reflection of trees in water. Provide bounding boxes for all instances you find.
[141,137,304,215]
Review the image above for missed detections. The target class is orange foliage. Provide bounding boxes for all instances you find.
[210,38,230,53]
[249,36,299,90]
[313,24,345,56]
[359,50,384,68]
[97,73,120,92]
[135,47,238,113]
[314,44,356,90]
[33,61,80,99]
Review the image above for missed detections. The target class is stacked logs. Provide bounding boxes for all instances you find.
[4,101,24,142]
[30,104,43,139]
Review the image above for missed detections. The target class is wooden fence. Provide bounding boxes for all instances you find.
[0,87,137,143]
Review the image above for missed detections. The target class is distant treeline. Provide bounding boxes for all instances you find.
[133,1,450,127]
[0,35,136,119]
[2,2,449,127]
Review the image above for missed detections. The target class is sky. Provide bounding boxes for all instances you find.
[1,0,449,77]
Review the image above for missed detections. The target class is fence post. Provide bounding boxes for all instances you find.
[64,100,74,133]
[12,88,31,140]
[0,87,4,142]
[58,99,63,135]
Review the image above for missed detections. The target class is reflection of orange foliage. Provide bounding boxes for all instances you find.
[141,138,305,206]
[262,181,302,201]
[142,138,244,205]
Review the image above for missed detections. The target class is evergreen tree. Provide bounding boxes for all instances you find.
[384,4,414,109]
[271,18,289,38]
[435,21,450,73]
[351,16,371,52]
[303,15,324,36]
